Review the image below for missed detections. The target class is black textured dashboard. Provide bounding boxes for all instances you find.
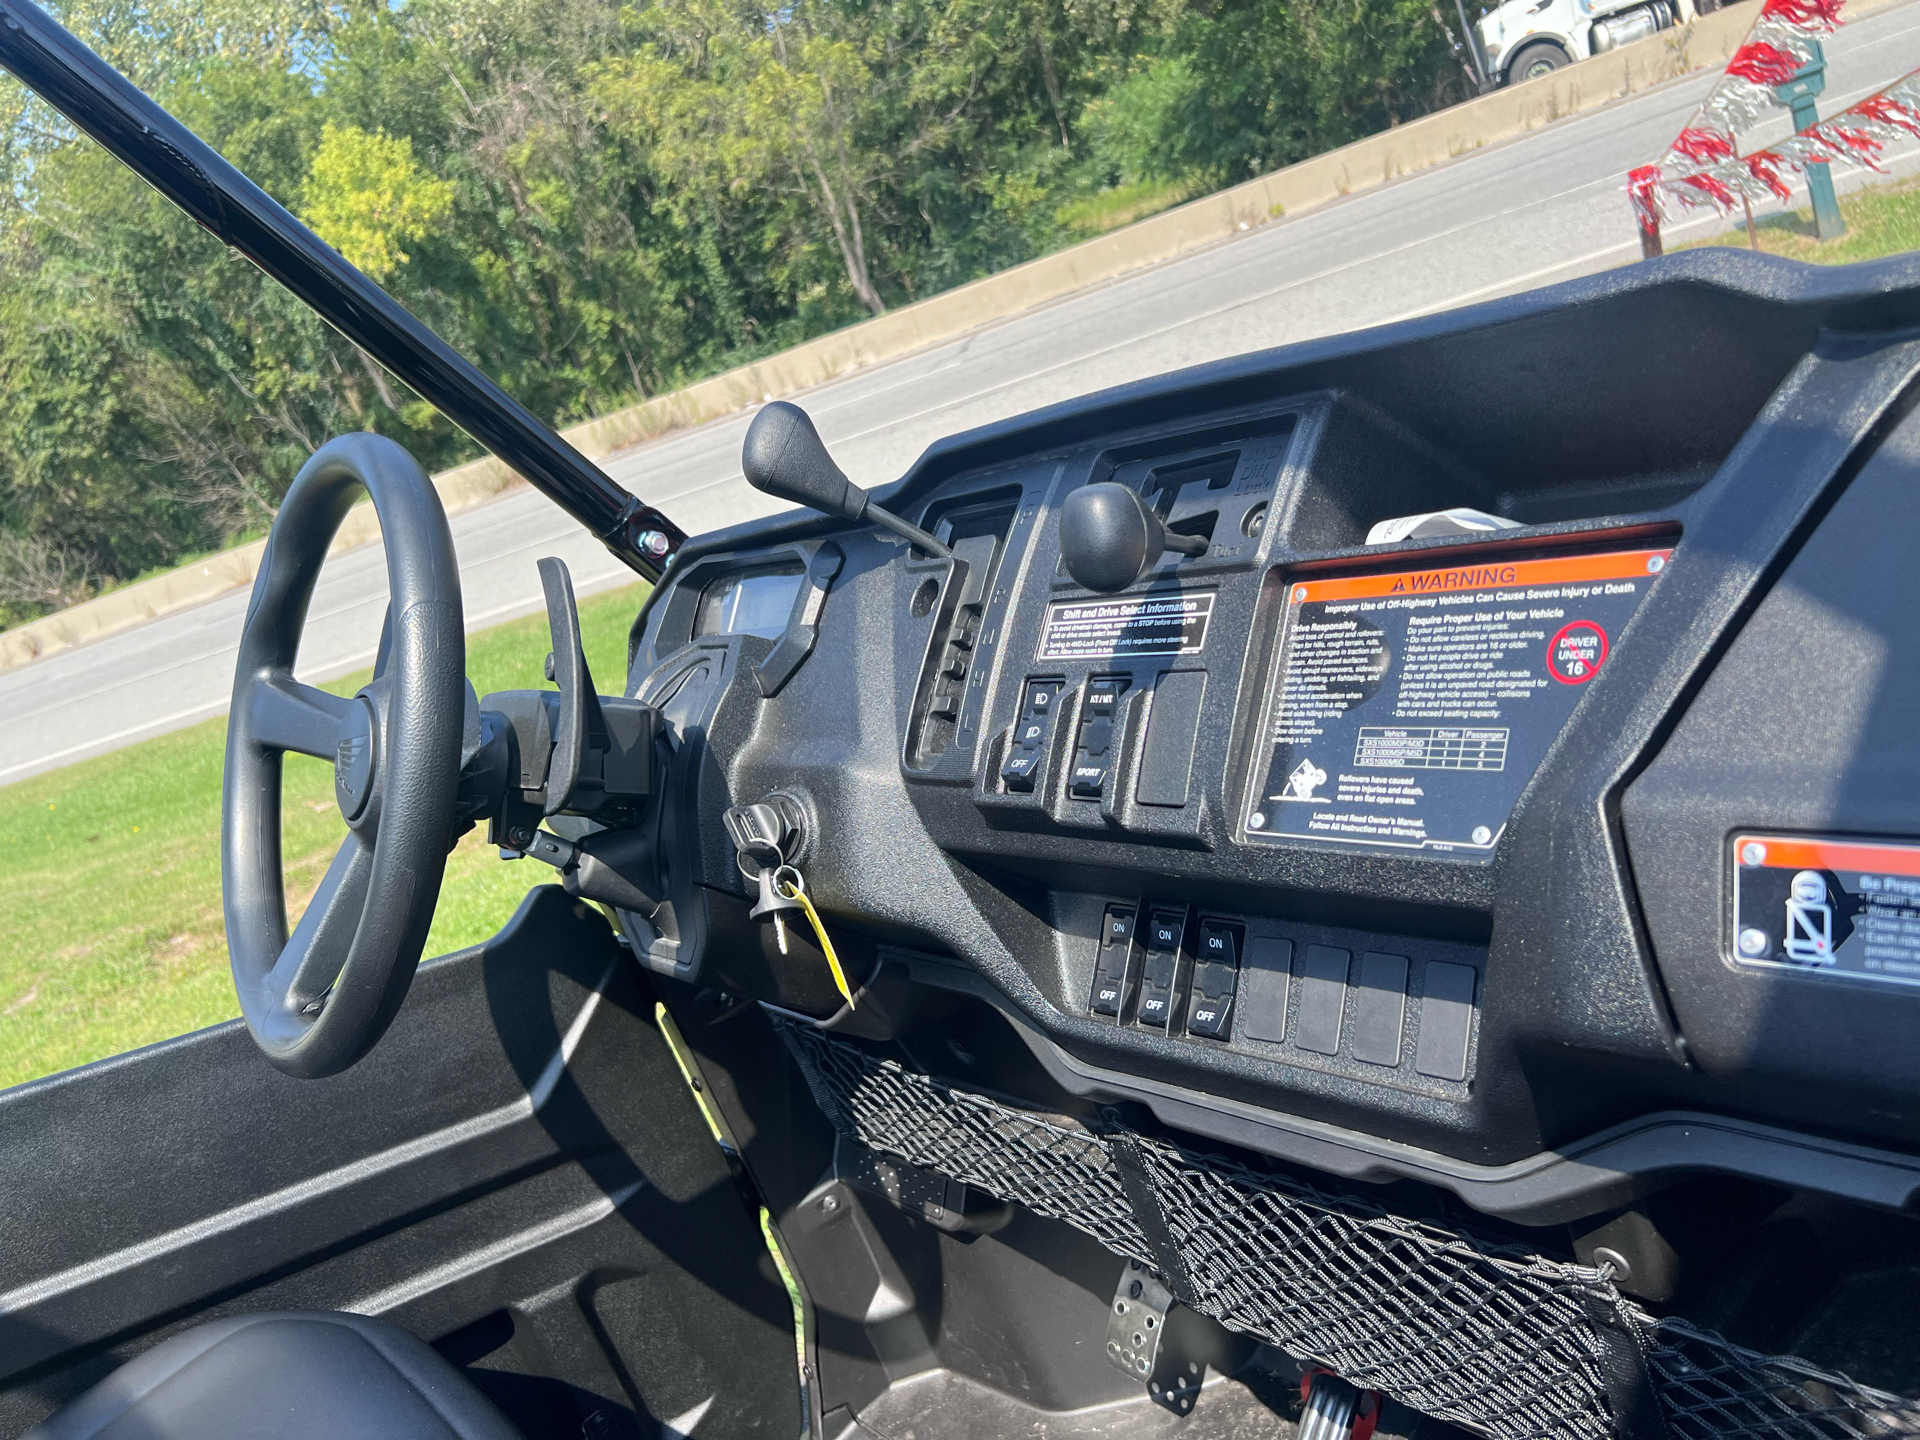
[616,250,1920,1228]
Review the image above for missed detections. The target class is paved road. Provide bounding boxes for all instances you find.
[8,1,1920,787]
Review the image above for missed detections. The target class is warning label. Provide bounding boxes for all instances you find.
[1038,591,1214,661]
[1732,834,1920,990]
[1243,547,1670,855]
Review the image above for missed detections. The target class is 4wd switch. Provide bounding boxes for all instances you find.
[1186,921,1240,1040]
[1000,680,1062,793]
[1069,677,1130,800]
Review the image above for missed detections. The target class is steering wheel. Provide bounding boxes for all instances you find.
[222,433,466,1078]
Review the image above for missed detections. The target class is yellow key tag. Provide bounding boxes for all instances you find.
[775,866,856,1010]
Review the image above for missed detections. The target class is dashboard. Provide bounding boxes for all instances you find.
[613,251,1920,1231]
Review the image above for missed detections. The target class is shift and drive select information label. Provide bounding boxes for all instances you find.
[1244,547,1671,855]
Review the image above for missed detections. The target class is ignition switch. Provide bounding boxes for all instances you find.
[721,791,810,873]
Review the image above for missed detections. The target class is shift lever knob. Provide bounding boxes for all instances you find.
[742,401,869,521]
[738,400,951,557]
[1060,483,1204,592]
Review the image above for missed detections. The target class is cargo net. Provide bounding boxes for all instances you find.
[1651,1320,1920,1440]
[1124,1130,1638,1440]
[776,1023,1920,1440]
[777,1019,1152,1263]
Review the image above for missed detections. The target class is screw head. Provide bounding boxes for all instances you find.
[818,1193,839,1213]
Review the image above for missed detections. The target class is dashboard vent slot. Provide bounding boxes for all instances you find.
[778,1024,1920,1440]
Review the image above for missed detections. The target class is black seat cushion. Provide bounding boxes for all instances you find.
[26,1311,522,1439]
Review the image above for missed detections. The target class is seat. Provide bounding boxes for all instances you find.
[26,1311,522,1439]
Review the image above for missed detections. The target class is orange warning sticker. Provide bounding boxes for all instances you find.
[1245,545,1672,856]
[1285,548,1672,606]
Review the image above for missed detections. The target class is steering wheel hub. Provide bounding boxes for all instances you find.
[333,697,378,823]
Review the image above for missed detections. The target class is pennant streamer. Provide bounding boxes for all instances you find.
[1632,69,1920,226]
[1626,0,1866,228]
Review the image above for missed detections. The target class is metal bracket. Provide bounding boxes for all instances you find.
[1106,1258,1172,1382]
[1105,1258,1212,1414]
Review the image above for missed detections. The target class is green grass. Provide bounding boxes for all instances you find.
[0,581,648,1091]
[1055,176,1205,237]
[1678,173,1920,266]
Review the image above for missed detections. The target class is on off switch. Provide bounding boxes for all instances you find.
[1090,905,1136,1018]
[1186,921,1240,1041]
[1001,680,1063,793]
[1135,910,1183,1030]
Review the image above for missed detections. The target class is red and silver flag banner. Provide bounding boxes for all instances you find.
[1626,0,1852,231]
[1632,68,1920,225]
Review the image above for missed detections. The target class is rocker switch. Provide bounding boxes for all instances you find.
[1090,906,1136,1018]
[1136,910,1183,1029]
[1070,677,1130,800]
[1186,922,1240,1040]
[1001,680,1062,793]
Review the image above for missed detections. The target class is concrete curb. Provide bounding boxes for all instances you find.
[3,0,1895,672]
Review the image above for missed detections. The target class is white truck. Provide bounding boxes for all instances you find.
[1475,0,1704,86]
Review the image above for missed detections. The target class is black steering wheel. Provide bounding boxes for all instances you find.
[222,433,466,1078]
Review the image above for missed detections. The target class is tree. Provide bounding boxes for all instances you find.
[1,0,1466,626]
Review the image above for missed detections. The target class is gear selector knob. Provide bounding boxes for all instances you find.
[1060,482,1205,592]
[743,401,868,521]
[741,400,950,557]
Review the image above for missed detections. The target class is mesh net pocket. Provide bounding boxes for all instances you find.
[1651,1319,1920,1440]
[777,1022,1920,1440]
[778,1019,1152,1262]
[1125,1132,1638,1440]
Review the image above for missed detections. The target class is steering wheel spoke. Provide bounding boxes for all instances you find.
[272,833,375,1016]
[248,675,351,760]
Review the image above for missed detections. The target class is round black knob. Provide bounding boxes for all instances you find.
[1059,484,1169,592]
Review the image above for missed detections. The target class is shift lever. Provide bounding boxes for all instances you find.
[743,401,951,558]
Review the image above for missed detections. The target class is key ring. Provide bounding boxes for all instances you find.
[773,864,805,900]
[735,837,786,885]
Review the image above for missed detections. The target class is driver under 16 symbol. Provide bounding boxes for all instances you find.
[1547,621,1609,684]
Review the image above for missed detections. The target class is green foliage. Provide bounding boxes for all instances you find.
[1680,174,1920,268]
[302,122,457,279]
[0,0,1469,625]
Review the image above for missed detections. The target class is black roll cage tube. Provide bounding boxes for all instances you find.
[0,0,685,580]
